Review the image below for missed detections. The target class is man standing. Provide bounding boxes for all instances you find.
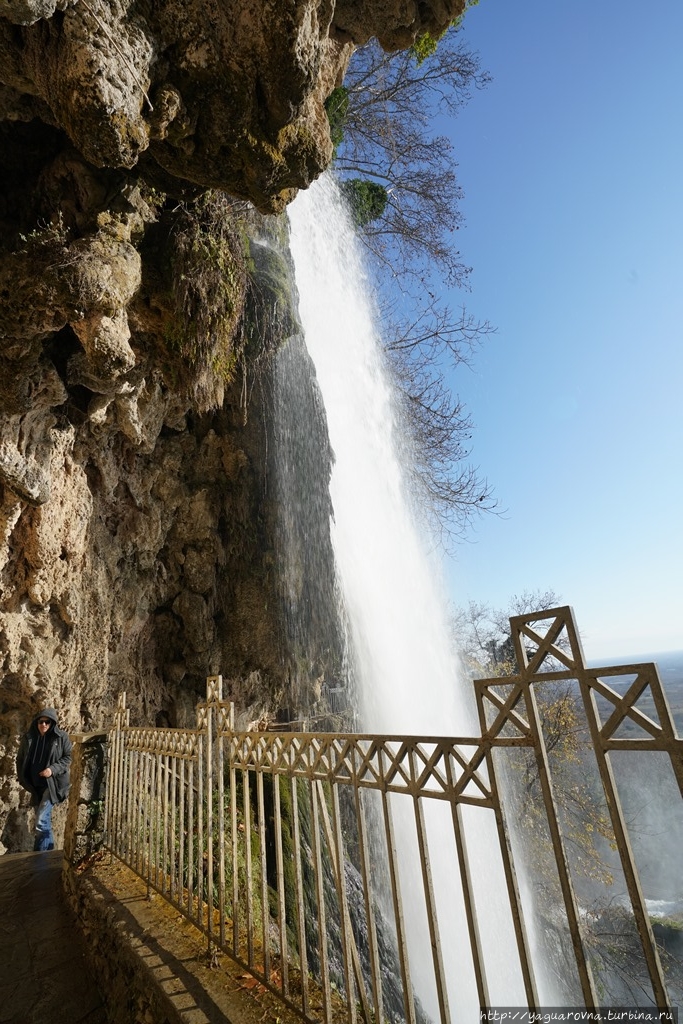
[17,707,72,851]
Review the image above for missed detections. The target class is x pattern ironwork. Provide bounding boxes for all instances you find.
[125,727,198,758]
[476,605,681,758]
[226,731,492,804]
[584,664,680,749]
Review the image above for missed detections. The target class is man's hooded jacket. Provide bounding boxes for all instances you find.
[17,707,72,806]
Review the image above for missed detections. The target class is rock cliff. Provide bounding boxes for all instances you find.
[0,0,465,851]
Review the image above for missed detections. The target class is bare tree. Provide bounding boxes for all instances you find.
[453,589,566,672]
[334,31,491,290]
[387,300,498,540]
[329,29,497,542]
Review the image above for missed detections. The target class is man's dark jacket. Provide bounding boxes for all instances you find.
[17,707,72,806]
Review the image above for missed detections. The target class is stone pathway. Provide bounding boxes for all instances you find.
[0,851,107,1024]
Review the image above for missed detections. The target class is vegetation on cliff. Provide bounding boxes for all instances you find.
[157,191,249,412]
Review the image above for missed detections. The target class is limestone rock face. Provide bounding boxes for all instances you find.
[0,0,465,851]
[0,172,333,852]
[0,174,294,851]
[334,0,466,50]
[0,0,464,210]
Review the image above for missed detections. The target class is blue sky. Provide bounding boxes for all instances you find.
[439,0,683,659]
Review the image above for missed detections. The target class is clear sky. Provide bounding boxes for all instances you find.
[439,0,683,660]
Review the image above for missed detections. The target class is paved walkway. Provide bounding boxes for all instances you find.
[0,851,106,1024]
[0,850,304,1024]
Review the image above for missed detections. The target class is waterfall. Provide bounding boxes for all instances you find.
[287,178,470,737]
[283,177,531,1017]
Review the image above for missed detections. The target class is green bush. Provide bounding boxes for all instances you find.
[341,179,389,227]
[324,87,349,151]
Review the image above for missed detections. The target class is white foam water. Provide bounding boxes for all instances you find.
[287,176,529,1019]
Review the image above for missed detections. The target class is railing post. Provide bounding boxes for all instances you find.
[243,761,254,966]
[445,770,490,1009]
[104,692,127,860]
[524,680,599,1006]
[353,785,384,1024]
[154,751,162,889]
[145,749,152,900]
[170,752,177,902]
[188,757,195,919]
[273,772,290,998]
[310,776,332,1024]
[290,775,310,1016]
[230,729,239,955]
[257,765,270,981]
[205,688,214,952]
[197,726,204,924]
[476,683,541,1009]
[379,751,416,1024]
[410,752,450,1024]
[217,705,226,950]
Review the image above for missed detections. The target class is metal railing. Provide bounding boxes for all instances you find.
[104,607,683,1021]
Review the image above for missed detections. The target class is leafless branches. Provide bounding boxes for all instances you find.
[338,33,490,290]
[333,31,496,541]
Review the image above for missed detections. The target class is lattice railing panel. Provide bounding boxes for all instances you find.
[476,606,682,1011]
[104,608,682,1024]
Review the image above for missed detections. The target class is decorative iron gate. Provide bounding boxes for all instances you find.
[104,607,683,1021]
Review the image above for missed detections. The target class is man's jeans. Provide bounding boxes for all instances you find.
[34,790,54,851]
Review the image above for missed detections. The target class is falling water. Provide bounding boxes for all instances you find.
[285,177,531,1017]
[288,185,468,737]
